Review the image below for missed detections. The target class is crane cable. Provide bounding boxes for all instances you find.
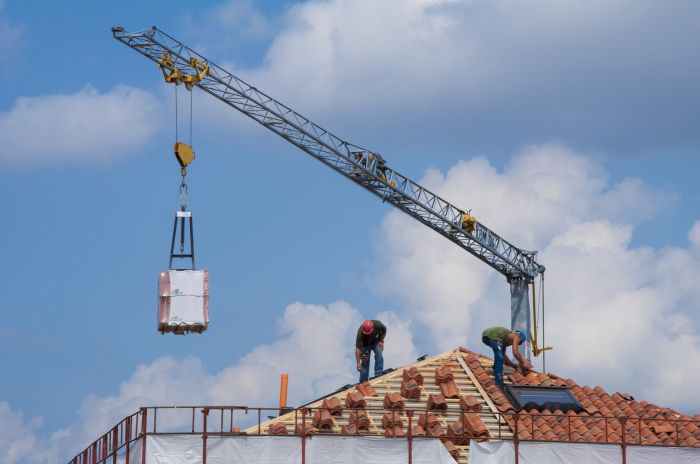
[173,83,196,255]
[173,84,195,213]
[530,273,553,368]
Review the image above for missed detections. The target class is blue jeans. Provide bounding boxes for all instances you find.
[482,336,505,386]
[359,343,384,383]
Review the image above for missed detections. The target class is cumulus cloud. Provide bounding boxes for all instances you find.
[0,85,162,166]
[36,301,414,461]
[212,0,700,153]
[0,401,66,464]
[0,401,41,463]
[371,144,700,412]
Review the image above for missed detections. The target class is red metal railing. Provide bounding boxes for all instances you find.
[66,405,700,464]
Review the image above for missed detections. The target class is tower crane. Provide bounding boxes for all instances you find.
[113,26,549,361]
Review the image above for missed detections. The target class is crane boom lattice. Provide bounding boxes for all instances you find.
[113,26,544,280]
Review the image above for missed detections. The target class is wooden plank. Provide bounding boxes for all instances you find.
[455,353,501,417]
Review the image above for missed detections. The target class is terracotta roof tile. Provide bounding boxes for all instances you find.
[322,397,343,416]
[248,348,699,464]
[269,422,289,435]
[381,411,404,429]
[356,381,377,397]
[439,380,461,399]
[459,395,482,413]
[345,391,366,409]
[427,393,448,411]
[294,423,314,436]
[341,424,360,435]
[312,409,334,431]
[400,379,421,399]
[383,392,405,410]
[348,410,370,431]
[460,350,700,447]
[443,440,460,460]
[415,413,445,438]
[402,367,424,385]
[435,365,455,384]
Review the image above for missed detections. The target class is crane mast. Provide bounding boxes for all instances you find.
[113,26,546,358]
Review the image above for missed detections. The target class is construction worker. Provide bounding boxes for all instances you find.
[481,327,532,386]
[355,320,386,383]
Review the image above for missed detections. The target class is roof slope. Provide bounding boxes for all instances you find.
[461,348,700,447]
[247,348,700,463]
[246,350,508,463]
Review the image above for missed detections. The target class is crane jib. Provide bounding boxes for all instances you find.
[112,26,545,280]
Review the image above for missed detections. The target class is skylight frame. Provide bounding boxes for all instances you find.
[503,385,584,413]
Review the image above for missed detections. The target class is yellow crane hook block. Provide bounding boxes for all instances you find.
[174,142,195,172]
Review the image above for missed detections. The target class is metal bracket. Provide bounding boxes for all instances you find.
[169,210,196,270]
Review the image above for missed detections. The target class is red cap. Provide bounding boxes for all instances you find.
[362,320,374,335]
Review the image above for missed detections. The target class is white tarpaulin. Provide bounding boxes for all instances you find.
[118,434,456,464]
[158,269,209,334]
[468,439,700,464]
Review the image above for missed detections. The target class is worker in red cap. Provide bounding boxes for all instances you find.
[355,319,386,383]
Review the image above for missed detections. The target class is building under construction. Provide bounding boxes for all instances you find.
[68,349,700,463]
[62,26,700,464]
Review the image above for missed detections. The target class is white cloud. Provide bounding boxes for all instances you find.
[204,0,699,154]
[371,144,700,413]
[0,401,66,464]
[0,85,162,166]
[0,401,41,463]
[689,221,700,250]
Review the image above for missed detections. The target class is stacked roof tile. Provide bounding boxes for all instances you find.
[248,350,509,463]
[248,349,699,463]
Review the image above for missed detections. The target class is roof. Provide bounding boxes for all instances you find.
[247,348,700,463]
[461,348,700,447]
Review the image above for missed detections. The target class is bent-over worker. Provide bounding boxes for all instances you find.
[355,319,386,383]
[481,326,532,386]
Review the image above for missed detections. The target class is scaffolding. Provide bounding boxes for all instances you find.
[66,405,700,464]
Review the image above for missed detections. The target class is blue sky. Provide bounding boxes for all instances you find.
[1,0,699,460]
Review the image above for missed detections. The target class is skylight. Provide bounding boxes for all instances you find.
[504,385,583,413]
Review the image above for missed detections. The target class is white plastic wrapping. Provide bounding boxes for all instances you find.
[118,435,456,464]
[467,439,700,464]
[158,270,209,334]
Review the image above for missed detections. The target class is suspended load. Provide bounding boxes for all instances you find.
[156,60,210,334]
[158,168,210,334]
[158,268,209,334]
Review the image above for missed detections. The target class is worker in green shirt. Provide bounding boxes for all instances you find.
[481,326,532,386]
[355,320,386,383]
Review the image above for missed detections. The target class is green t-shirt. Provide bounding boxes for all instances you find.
[356,320,387,349]
[482,326,512,345]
